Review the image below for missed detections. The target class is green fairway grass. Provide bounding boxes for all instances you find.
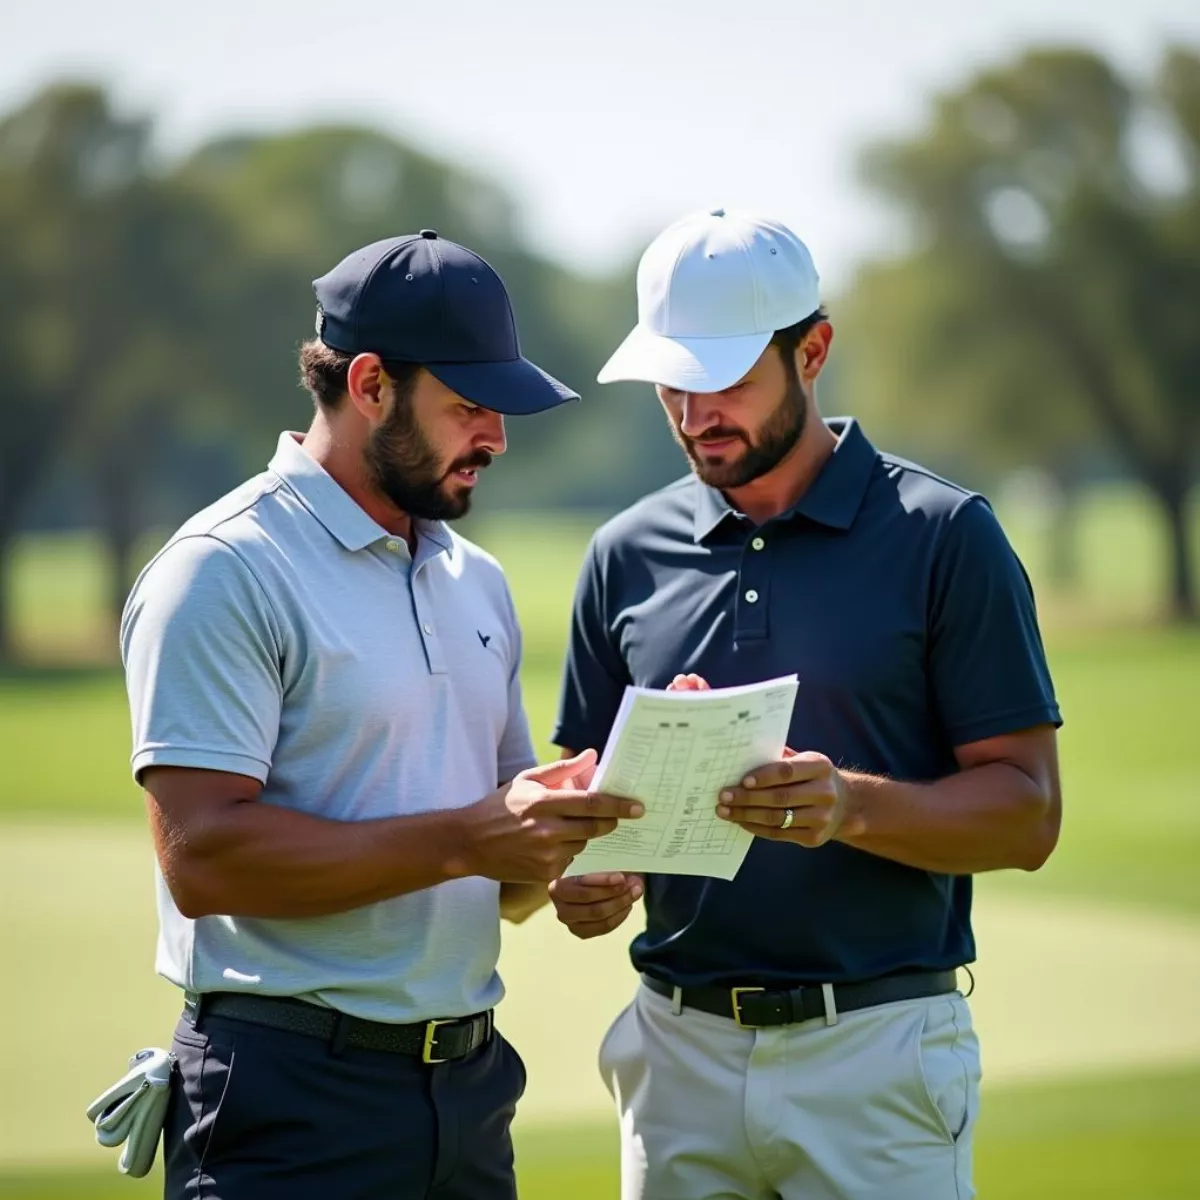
[10,481,1197,662]
[1007,626,1200,914]
[4,625,1196,917]
[3,487,1199,1194]
[5,817,1199,1167]
[0,669,134,820]
[5,1065,1198,1199]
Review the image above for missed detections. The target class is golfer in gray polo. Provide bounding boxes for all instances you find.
[120,231,641,1200]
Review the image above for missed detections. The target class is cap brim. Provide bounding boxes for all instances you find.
[597,325,773,393]
[425,357,579,415]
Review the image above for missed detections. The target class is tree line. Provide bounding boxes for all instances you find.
[1,45,1196,660]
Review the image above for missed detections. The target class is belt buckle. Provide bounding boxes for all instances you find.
[422,1019,453,1064]
[730,987,765,1028]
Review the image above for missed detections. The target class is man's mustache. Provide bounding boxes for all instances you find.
[686,428,746,448]
[445,450,494,476]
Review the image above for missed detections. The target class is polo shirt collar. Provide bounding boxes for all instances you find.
[418,520,453,553]
[269,432,452,555]
[693,417,878,541]
[693,478,734,543]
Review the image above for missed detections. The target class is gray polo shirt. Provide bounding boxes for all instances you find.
[120,432,536,1022]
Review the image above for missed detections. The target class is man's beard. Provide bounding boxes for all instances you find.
[674,367,808,490]
[364,400,491,521]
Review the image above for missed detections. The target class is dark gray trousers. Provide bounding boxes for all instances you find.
[162,1006,526,1200]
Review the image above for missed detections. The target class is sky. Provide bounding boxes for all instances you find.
[5,0,1199,290]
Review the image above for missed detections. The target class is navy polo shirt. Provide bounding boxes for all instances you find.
[553,418,1061,987]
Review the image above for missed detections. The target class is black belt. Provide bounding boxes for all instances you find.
[186,992,494,1063]
[642,969,959,1027]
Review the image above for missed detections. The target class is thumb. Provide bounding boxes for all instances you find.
[667,673,710,692]
[523,748,599,787]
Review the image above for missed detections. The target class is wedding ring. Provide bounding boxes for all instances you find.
[781,808,795,831]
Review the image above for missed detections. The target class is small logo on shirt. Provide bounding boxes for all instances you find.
[477,631,492,648]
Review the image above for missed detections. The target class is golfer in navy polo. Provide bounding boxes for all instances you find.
[548,210,1062,1200]
[120,232,642,1199]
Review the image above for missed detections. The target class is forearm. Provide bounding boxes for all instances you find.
[500,882,551,923]
[158,799,471,920]
[837,761,1058,874]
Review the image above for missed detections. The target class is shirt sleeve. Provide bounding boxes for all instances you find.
[928,496,1062,747]
[551,534,631,754]
[496,582,537,783]
[120,535,284,785]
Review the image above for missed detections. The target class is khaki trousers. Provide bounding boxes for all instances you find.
[598,981,980,1200]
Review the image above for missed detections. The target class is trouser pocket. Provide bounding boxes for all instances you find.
[912,995,980,1144]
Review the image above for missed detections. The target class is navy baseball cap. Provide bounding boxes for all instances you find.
[312,231,579,415]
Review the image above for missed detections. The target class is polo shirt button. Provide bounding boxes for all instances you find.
[745,589,759,603]
[385,539,401,553]
[423,622,433,635]
[751,536,765,551]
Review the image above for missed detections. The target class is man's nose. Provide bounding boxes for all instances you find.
[479,411,507,456]
[679,393,719,437]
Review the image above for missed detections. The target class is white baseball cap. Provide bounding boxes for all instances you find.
[598,209,821,393]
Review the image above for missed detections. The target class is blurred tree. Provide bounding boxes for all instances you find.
[0,84,239,653]
[839,46,1200,620]
[0,85,157,654]
[0,87,681,661]
[75,173,238,629]
[170,127,677,508]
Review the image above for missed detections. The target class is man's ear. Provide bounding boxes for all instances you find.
[797,322,834,382]
[345,354,389,425]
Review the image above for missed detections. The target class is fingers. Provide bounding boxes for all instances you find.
[717,778,835,814]
[726,818,833,847]
[569,759,598,791]
[553,882,642,922]
[737,751,833,791]
[573,817,618,840]
[535,810,626,850]
[667,673,710,692]
[718,804,820,828]
[539,789,644,821]
[565,911,638,938]
[522,749,598,786]
[550,872,644,938]
[549,872,641,902]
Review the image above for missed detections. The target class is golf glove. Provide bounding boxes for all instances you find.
[85,1047,176,1178]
